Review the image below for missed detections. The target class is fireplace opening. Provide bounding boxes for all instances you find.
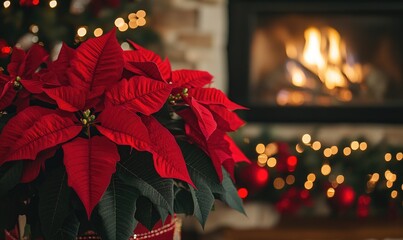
[228,0,403,123]
[251,14,403,107]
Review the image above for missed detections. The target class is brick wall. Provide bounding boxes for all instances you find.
[151,0,228,92]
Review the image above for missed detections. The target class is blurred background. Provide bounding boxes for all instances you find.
[1,0,403,239]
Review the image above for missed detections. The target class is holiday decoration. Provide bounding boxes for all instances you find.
[237,162,269,193]
[275,187,311,214]
[0,29,248,239]
[0,39,11,58]
[235,131,403,218]
[334,185,356,209]
[19,0,40,7]
[0,0,157,68]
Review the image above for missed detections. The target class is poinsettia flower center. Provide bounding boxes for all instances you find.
[80,109,96,126]
[168,87,188,105]
[13,76,22,91]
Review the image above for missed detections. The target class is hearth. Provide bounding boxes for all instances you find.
[228,0,403,123]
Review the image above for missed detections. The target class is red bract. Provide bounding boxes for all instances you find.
[63,136,120,218]
[105,76,172,115]
[124,40,171,81]
[140,115,194,186]
[0,29,247,220]
[0,44,48,111]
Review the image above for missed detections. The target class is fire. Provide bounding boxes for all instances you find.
[286,62,306,87]
[282,26,364,105]
[302,27,326,71]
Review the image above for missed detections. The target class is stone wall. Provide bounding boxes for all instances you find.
[151,0,228,92]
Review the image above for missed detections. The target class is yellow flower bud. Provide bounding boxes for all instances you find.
[83,109,91,118]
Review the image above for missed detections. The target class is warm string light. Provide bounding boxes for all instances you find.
[327,187,335,198]
[343,147,351,156]
[359,142,367,151]
[366,173,379,193]
[32,36,39,43]
[252,136,401,204]
[295,143,304,153]
[336,175,344,184]
[273,177,285,190]
[302,133,311,144]
[384,153,392,162]
[323,148,332,157]
[120,42,130,50]
[266,157,276,168]
[321,164,331,176]
[330,146,338,155]
[30,24,39,34]
[391,190,398,199]
[49,0,57,8]
[286,175,295,185]
[3,0,10,8]
[77,27,87,37]
[304,180,313,190]
[94,28,103,37]
[396,152,403,161]
[312,141,321,150]
[265,143,278,156]
[350,141,359,150]
[257,154,268,165]
[255,143,265,154]
[114,10,147,32]
[307,173,316,182]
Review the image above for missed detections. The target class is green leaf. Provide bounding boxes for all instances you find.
[189,183,214,227]
[93,175,139,240]
[117,150,174,213]
[53,213,80,240]
[134,197,161,230]
[216,168,245,215]
[0,161,23,197]
[177,141,224,226]
[173,187,193,215]
[38,168,71,240]
[177,141,224,194]
[155,205,169,224]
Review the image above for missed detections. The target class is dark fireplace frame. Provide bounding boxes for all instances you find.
[228,0,403,123]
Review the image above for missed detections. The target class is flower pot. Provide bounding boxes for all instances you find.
[5,216,181,240]
[77,215,182,240]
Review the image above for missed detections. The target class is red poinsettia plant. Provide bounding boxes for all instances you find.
[0,29,248,240]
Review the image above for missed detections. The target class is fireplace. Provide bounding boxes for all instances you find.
[228,0,403,123]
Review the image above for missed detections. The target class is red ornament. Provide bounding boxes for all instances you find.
[357,195,371,218]
[275,142,293,173]
[0,39,11,58]
[335,185,356,209]
[237,163,269,193]
[286,155,298,172]
[237,188,248,199]
[276,187,312,214]
[19,0,39,7]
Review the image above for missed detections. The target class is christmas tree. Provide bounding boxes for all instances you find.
[0,0,160,68]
